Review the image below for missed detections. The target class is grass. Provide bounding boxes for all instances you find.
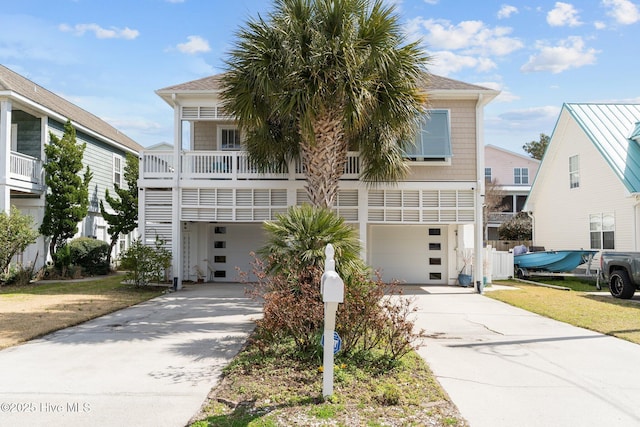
[0,274,165,349]
[486,278,640,344]
[189,340,467,426]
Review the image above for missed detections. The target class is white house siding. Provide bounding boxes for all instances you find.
[527,110,635,252]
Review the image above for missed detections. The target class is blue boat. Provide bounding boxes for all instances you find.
[514,250,598,273]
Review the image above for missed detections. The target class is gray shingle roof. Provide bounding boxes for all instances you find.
[156,72,495,94]
[0,65,142,153]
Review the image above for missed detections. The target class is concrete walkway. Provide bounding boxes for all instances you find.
[410,285,640,427]
[0,283,261,427]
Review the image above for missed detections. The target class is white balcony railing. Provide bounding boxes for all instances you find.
[140,150,361,181]
[9,151,43,186]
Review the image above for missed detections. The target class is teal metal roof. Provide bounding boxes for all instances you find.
[564,103,640,194]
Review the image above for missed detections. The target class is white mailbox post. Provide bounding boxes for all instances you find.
[321,243,344,398]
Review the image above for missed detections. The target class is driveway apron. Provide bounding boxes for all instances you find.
[0,283,261,427]
[410,285,640,427]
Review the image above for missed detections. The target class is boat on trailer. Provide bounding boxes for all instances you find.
[514,249,599,278]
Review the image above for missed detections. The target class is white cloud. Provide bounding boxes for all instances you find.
[59,23,139,40]
[497,5,518,19]
[547,2,583,27]
[521,36,598,74]
[476,81,519,102]
[499,106,561,122]
[409,18,523,57]
[602,0,640,24]
[594,21,607,29]
[177,35,211,54]
[429,50,496,75]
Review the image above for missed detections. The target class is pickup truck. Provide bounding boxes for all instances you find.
[600,251,640,299]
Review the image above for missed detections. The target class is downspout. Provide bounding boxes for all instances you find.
[475,94,485,293]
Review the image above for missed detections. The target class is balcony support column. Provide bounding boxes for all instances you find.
[0,100,12,213]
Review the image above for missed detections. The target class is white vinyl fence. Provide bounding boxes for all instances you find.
[484,246,514,282]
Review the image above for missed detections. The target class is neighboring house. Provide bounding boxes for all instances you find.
[0,65,143,270]
[484,144,540,240]
[525,103,640,254]
[138,73,498,286]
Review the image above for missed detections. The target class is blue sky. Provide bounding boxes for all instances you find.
[2,0,639,155]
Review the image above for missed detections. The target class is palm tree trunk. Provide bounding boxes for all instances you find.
[301,111,348,209]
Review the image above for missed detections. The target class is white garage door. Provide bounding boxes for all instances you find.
[370,225,448,285]
[208,223,266,282]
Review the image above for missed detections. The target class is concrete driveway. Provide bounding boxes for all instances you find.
[0,283,261,427]
[409,285,640,427]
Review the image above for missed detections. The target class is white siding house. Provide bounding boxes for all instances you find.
[525,103,640,255]
[139,73,498,287]
[0,65,143,270]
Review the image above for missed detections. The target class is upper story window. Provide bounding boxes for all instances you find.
[113,154,123,187]
[219,126,241,150]
[514,167,529,184]
[569,155,580,188]
[404,109,452,164]
[485,167,492,183]
[590,213,615,249]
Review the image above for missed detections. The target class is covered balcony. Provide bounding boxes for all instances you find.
[9,151,43,192]
[140,150,361,181]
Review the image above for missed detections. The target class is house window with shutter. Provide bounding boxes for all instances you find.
[590,213,615,250]
[569,155,580,188]
[113,154,123,187]
[404,109,452,164]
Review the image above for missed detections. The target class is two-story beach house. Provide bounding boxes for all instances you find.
[138,73,498,286]
[484,144,540,241]
[0,65,143,270]
[526,103,640,254]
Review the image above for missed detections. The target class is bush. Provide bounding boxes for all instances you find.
[499,212,532,240]
[119,238,172,286]
[1,263,35,286]
[244,205,425,365]
[68,237,110,275]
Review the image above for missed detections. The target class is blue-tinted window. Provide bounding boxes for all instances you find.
[404,110,452,160]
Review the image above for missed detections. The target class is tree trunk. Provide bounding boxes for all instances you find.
[301,110,348,209]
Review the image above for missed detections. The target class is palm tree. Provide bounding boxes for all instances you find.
[222,0,429,208]
[258,204,366,280]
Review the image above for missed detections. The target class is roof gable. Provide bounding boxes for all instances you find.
[0,65,142,153]
[156,72,499,104]
[564,103,640,194]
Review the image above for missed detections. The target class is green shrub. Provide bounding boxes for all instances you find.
[119,238,172,286]
[244,205,425,365]
[68,237,110,275]
[1,263,35,286]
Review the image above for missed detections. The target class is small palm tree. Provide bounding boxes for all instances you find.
[258,204,366,280]
[222,0,429,208]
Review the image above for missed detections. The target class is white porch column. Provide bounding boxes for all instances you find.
[358,188,367,261]
[171,101,183,289]
[475,94,486,293]
[0,100,12,213]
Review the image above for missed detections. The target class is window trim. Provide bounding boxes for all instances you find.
[404,109,452,166]
[514,167,529,185]
[218,125,242,151]
[589,212,615,250]
[569,155,580,189]
[112,154,123,187]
